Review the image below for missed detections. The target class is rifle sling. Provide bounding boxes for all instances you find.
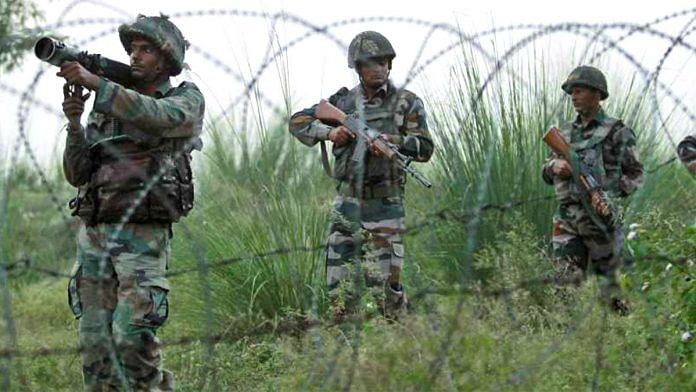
[567,150,611,233]
[319,141,333,177]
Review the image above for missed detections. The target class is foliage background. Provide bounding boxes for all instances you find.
[0,3,695,391]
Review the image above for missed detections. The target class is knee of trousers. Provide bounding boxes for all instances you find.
[585,228,623,262]
[69,264,118,348]
[364,239,404,286]
[552,220,587,261]
[112,282,169,347]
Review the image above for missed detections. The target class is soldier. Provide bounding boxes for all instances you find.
[59,14,204,390]
[677,135,696,176]
[542,66,643,311]
[288,31,433,318]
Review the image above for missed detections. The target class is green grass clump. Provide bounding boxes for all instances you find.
[1,44,694,390]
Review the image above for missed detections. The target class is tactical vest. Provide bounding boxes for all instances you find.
[330,85,407,189]
[71,91,196,225]
[554,118,624,203]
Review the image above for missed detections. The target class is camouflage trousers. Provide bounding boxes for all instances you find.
[68,223,174,391]
[552,203,623,284]
[326,195,407,315]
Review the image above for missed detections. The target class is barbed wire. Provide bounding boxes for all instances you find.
[0,193,556,280]
[505,290,599,387]
[402,14,693,389]
[0,262,635,361]
[0,251,683,390]
[2,5,695,391]
[4,15,693,215]
[8,10,696,128]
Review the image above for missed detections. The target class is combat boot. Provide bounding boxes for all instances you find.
[379,283,409,321]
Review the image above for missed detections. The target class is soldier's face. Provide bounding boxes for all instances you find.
[128,38,167,82]
[570,86,601,115]
[358,58,390,88]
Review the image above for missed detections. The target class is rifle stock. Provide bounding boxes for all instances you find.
[542,127,571,159]
[315,99,347,124]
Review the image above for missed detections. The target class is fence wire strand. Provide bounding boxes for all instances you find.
[1,5,695,391]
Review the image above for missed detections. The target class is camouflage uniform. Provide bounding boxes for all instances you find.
[288,32,433,315]
[678,135,696,176]
[543,67,643,285]
[63,15,204,391]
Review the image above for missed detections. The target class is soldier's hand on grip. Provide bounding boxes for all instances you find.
[551,158,572,179]
[328,125,355,147]
[62,83,91,131]
[57,61,101,91]
[369,134,390,158]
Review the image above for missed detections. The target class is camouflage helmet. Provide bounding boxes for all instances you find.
[347,31,396,69]
[561,65,609,100]
[678,135,696,164]
[118,14,189,76]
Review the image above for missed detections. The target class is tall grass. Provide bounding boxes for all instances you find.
[172,119,335,334]
[1,44,694,391]
[422,48,692,283]
[0,156,76,286]
[167,47,695,337]
[1,46,690,334]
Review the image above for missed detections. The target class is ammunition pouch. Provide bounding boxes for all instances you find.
[70,140,195,225]
[69,185,98,226]
[328,84,405,186]
[147,151,194,222]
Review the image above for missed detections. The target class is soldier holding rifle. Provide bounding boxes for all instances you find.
[288,31,434,319]
[542,66,643,312]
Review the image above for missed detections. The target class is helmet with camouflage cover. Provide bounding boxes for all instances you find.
[118,14,189,76]
[347,31,396,69]
[678,135,696,173]
[561,65,609,100]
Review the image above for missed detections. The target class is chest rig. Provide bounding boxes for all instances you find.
[72,89,196,225]
[330,85,406,188]
[559,118,622,199]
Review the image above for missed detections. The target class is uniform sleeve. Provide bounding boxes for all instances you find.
[93,78,205,138]
[397,96,434,162]
[288,88,350,147]
[62,126,94,187]
[542,153,558,185]
[288,104,332,147]
[612,126,644,196]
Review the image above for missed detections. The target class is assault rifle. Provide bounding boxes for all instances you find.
[543,127,612,219]
[315,99,432,188]
[34,37,134,87]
